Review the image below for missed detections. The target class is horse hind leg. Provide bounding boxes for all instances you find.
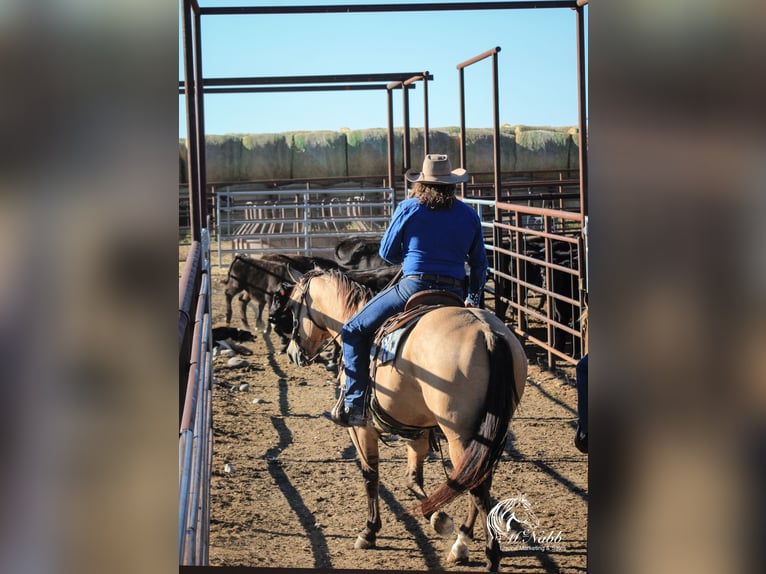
[470,480,503,572]
[446,499,477,565]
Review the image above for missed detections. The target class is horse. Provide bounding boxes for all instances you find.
[279,269,527,571]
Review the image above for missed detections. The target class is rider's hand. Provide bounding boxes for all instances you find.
[464,299,475,308]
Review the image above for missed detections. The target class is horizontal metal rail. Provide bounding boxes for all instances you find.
[199,2,579,16]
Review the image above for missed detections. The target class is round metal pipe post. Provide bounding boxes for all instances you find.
[422,73,430,155]
[458,66,466,197]
[576,5,588,219]
[182,0,200,241]
[402,83,411,174]
[193,9,207,232]
[386,87,395,193]
[492,49,502,204]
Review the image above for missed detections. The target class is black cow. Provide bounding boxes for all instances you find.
[229,253,344,328]
[261,252,343,272]
[267,265,400,365]
[267,280,340,370]
[543,241,581,354]
[334,237,387,270]
[222,255,298,333]
[345,265,401,292]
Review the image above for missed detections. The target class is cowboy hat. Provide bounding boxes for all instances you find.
[405,154,469,184]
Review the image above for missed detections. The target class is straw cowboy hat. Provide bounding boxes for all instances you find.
[405,154,469,184]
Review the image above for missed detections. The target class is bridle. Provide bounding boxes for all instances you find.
[284,275,341,365]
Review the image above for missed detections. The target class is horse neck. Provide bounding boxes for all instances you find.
[310,277,364,335]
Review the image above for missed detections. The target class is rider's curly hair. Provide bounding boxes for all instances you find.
[412,182,456,211]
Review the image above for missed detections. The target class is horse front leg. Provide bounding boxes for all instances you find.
[408,432,454,537]
[404,434,429,500]
[350,427,381,549]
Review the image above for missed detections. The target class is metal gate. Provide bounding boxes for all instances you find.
[215,186,395,265]
[463,187,586,368]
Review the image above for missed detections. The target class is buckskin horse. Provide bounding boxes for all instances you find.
[278,269,527,571]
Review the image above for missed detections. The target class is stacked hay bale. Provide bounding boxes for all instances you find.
[179,125,579,184]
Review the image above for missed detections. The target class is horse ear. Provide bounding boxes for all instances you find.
[287,266,304,283]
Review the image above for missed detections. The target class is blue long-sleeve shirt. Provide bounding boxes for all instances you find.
[379,197,488,303]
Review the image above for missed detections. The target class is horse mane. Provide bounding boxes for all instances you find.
[302,268,373,317]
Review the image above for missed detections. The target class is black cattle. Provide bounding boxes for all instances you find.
[230,253,344,328]
[222,255,298,333]
[261,252,343,272]
[334,237,387,270]
[211,326,256,342]
[345,265,401,292]
[268,265,399,367]
[543,241,581,354]
[267,280,340,370]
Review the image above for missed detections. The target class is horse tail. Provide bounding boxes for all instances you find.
[419,329,519,518]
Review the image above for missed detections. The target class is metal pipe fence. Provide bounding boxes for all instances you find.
[215,186,395,265]
[179,228,213,565]
[461,194,585,368]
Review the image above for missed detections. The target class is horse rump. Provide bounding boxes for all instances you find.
[418,330,519,518]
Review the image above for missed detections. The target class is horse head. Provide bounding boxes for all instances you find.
[283,272,334,367]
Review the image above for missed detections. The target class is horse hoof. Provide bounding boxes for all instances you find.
[354,535,375,550]
[446,548,469,564]
[430,511,454,537]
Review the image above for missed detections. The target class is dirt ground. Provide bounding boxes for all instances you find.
[185,248,588,572]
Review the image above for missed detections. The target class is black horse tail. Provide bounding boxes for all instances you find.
[419,330,519,518]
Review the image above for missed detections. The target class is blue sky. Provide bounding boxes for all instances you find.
[179,1,587,137]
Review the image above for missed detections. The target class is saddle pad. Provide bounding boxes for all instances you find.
[370,317,420,364]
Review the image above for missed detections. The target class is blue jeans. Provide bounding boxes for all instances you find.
[341,276,464,410]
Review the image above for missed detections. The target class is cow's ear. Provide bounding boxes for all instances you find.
[287,266,304,283]
[279,288,285,296]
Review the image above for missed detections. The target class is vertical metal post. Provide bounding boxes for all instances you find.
[303,183,310,254]
[422,72,430,155]
[193,8,208,232]
[386,86,395,194]
[491,51,503,320]
[492,51,501,202]
[458,66,466,197]
[182,0,200,242]
[576,5,588,220]
[576,4,589,353]
[402,83,411,175]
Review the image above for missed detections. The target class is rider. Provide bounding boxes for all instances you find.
[332,154,488,427]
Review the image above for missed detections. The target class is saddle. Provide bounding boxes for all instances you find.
[364,290,464,439]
